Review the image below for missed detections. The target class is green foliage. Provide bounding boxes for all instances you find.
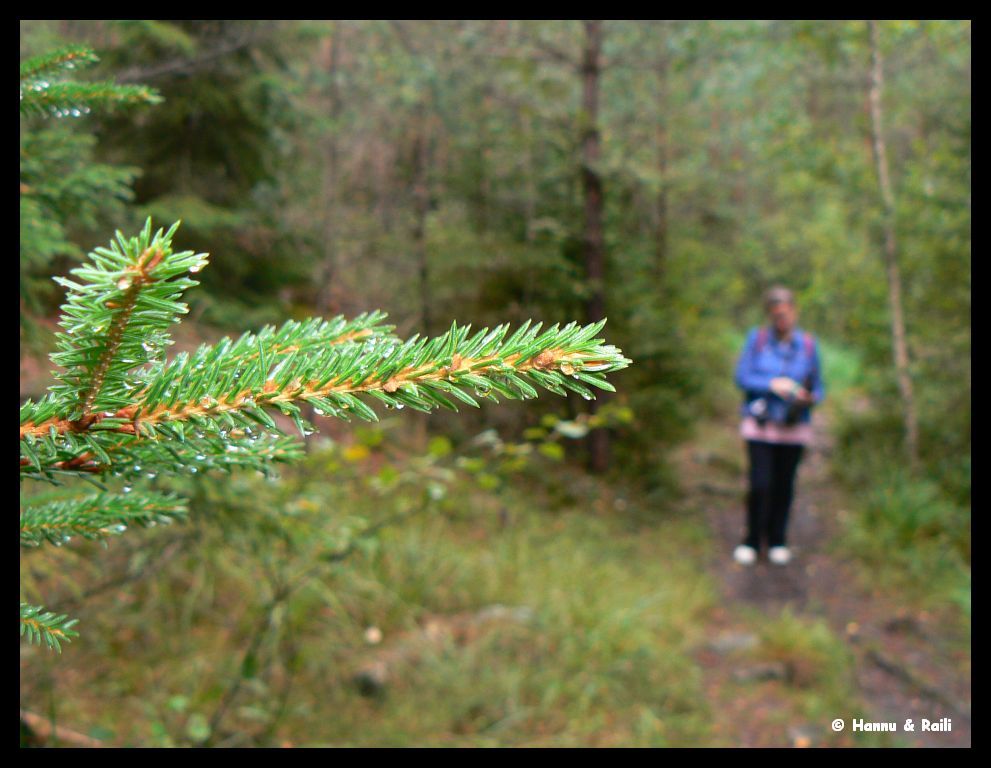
[20,491,188,548]
[753,608,854,691]
[834,452,970,607]
[21,81,161,119]
[47,221,207,413]
[829,332,969,617]
[21,436,717,744]
[20,44,159,338]
[739,607,892,745]
[86,20,308,327]
[20,130,138,261]
[20,46,99,81]
[20,46,160,118]
[20,603,79,654]
[816,337,863,398]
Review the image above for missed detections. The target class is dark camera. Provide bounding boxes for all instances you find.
[784,401,804,426]
[748,398,769,426]
[784,375,813,425]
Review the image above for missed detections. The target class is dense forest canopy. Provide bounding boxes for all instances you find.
[20,20,970,491]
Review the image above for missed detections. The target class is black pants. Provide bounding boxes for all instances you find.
[744,441,804,550]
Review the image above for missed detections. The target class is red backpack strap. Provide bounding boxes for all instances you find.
[755,326,768,354]
[802,332,818,382]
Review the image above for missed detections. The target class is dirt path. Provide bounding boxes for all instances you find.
[680,413,971,747]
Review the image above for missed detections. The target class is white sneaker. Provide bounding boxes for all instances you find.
[768,546,792,565]
[733,545,757,566]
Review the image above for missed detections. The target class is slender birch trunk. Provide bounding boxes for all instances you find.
[867,19,920,471]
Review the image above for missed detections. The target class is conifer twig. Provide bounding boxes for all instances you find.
[21,223,628,486]
[20,45,160,118]
[20,217,632,652]
[19,603,79,653]
[20,492,187,547]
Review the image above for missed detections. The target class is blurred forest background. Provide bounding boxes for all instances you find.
[20,20,970,747]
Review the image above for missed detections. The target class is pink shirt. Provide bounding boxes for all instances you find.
[740,415,814,446]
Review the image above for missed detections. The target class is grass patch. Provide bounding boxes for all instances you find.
[20,440,720,747]
[737,607,897,746]
[833,469,971,624]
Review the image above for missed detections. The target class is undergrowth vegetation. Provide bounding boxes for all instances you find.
[21,425,719,746]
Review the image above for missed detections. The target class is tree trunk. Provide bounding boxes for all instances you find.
[521,108,537,310]
[522,109,537,244]
[867,19,920,471]
[411,113,433,447]
[475,90,494,232]
[412,110,432,336]
[581,20,609,473]
[655,50,670,280]
[315,26,342,317]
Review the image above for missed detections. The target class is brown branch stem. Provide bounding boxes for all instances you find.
[21,327,379,443]
[77,246,164,419]
[21,346,596,443]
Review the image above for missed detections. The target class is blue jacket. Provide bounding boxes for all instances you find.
[735,327,824,424]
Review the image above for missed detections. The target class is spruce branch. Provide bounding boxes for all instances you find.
[22,313,630,475]
[20,406,303,483]
[21,221,630,484]
[20,81,164,118]
[186,312,397,372]
[19,603,79,654]
[19,45,99,83]
[20,45,161,119]
[20,492,188,548]
[48,218,208,419]
[20,218,632,652]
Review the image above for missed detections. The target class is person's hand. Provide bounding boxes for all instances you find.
[770,377,799,398]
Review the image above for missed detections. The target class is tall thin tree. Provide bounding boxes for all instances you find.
[867,19,919,471]
[581,20,609,473]
[315,23,343,317]
[654,33,671,280]
[408,102,434,339]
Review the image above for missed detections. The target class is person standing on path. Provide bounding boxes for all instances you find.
[733,287,824,566]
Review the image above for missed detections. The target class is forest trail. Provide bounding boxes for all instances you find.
[678,409,971,747]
